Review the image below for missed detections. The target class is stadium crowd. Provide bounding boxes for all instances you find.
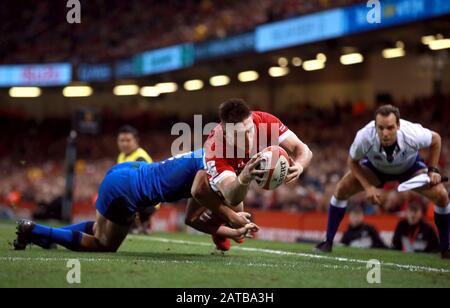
[1,0,364,64]
[1,95,450,219]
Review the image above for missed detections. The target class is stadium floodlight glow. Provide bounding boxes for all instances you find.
[382,41,405,59]
[303,59,325,71]
[184,80,204,91]
[113,85,139,96]
[140,86,160,97]
[156,82,178,94]
[316,53,327,63]
[292,57,302,67]
[9,87,42,98]
[340,53,364,65]
[382,47,405,58]
[278,57,289,68]
[209,75,230,87]
[422,34,444,46]
[268,67,289,78]
[422,35,436,45]
[238,70,259,83]
[63,85,93,97]
[428,39,450,50]
[302,53,327,71]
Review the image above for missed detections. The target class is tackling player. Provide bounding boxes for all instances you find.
[13,149,258,252]
[316,105,450,259]
[117,125,158,234]
[187,98,313,249]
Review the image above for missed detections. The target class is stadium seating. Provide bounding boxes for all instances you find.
[0,0,364,64]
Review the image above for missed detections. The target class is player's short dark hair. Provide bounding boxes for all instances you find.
[375,105,401,124]
[118,125,139,139]
[219,98,252,124]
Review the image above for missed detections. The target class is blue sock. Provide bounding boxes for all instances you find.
[62,221,95,235]
[326,196,348,243]
[434,205,450,253]
[31,224,83,251]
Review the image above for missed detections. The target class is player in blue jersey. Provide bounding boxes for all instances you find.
[13,149,258,252]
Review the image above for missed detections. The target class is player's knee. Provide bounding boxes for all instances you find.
[99,242,119,253]
[191,185,202,201]
[191,171,209,201]
[191,178,204,201]
[106,246,119,253]
[95,236,119,253]
[432,186,449,207]
[335,181,351,199]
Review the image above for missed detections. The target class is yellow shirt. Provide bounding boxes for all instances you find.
[117,147,153,164]
[117,147,160,210]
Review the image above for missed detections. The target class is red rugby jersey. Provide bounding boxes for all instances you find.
[204,111,291,192]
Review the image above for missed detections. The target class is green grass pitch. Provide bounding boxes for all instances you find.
[0,221,449,288]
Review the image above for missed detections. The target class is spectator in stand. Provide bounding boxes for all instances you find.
[392,202,440,253]
[341,205,387,249]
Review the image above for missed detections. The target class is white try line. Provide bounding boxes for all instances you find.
[137,236,450,274]
[0,256,360,271]
[0,256,199,265]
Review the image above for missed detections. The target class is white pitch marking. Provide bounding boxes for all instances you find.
[139,236,450,274]
[0,256,351,270]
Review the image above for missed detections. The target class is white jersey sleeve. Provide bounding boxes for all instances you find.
[349,127,372,161]
[401,121,433,150]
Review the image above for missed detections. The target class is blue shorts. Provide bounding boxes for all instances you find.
[361,155,427,187]
[96,163,141,226]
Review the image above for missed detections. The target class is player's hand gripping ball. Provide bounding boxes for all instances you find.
[253,146,290,190]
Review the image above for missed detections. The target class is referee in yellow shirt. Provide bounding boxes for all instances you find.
[117,125,158,234]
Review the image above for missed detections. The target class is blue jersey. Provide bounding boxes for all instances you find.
[96,149,205,225]
[133,149,205,206]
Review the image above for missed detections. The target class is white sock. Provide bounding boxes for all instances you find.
[435,203,450,215]
[330,196,349,209]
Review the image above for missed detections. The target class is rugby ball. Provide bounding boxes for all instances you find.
[254,146,290,190]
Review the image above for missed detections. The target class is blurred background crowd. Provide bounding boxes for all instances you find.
[0,0,363,64]
[2,94,449,218]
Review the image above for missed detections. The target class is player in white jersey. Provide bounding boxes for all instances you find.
[316,105,450,259]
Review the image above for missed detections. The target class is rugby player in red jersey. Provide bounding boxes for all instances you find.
[186,98,313,251]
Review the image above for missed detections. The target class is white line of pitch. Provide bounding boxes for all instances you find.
[0,256,194,264]
[0,256,361,271]
[139,236,450,274]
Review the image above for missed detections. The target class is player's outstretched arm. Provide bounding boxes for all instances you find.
[185,198,258,236]
[185,199,259,240]
[217,223,259,242]
[280,133,313,184]
[191,171,254,228]
[216,155,265,206]
[428,132,442,185]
